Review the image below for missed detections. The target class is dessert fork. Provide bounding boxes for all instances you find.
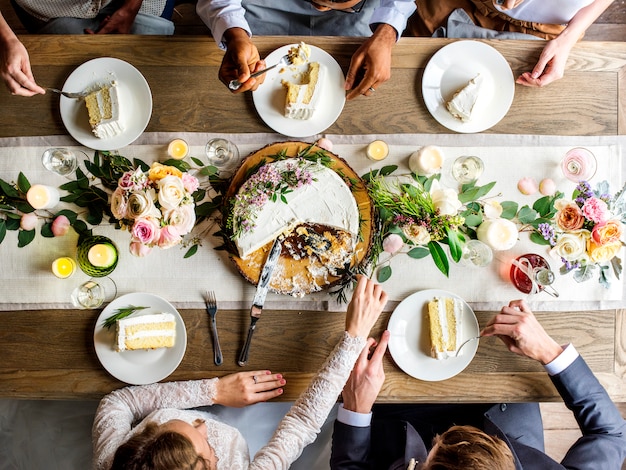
[228,54,293,91]
[455,336,481,357]
[205,290,223,366]
[45,87,91,99]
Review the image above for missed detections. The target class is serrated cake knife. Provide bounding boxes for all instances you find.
[238,237,282,366]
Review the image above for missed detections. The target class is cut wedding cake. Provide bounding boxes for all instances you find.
[281,62,325,120]
[446,74,483,122]
[84,82,124,138]
[115,313,176,351]
[427,297,462,359]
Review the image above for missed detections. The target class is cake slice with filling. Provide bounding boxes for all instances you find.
[84,81,125,138]
[427,297,462,359]
[281,62,325,120]
[116,312,176,351]
[445,74,483,122]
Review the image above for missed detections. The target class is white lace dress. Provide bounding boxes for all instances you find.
[92,332,365,470]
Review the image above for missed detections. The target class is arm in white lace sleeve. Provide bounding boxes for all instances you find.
[250,332,366,469]
[92,378,219,470]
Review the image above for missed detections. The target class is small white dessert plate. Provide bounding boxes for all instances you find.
[387,289,479,382]
[94,292,187,385]
[422,40,515,133]
[252,44,346,137]
[60,57,152,151]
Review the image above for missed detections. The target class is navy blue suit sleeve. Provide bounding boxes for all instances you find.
[550,355,626,469]
[330,420,372,470]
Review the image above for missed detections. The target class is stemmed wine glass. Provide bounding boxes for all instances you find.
[460,240,493,267]
[205,138,240,173]
[451,156,484,184]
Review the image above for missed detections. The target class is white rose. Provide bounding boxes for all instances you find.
[127,189,160,220]
[483,200,503,219]
[549,229,590,262]
[402,224,431,245]
[163,203,196,236]
[430,180,462,216]
[158,175,187,210]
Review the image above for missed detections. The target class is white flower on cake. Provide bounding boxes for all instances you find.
[446,74,483,122]
[84,81,125,138]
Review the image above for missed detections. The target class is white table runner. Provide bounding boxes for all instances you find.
[0,133,624,312]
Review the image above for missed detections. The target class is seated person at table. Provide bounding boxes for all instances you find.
[0,0,175,96]
[195,0,416,100]
[330,299,626,469]
[408,0,614,88]
[92,275,388,470]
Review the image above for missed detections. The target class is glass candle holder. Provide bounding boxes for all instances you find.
[76,235,119,277]
[41,148,80,176]
[460,240,493,267]
[451,156,484,184]
[51,257,76,279]
[71,277,117,309]
[205,138,240,172]
[167,139,189,160]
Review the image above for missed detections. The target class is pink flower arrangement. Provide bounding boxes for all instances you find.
[535,180,625,287]
[111,163,198,256]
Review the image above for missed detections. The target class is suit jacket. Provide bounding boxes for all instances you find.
[330,356,626,469]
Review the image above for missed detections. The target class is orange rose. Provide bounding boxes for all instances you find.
[148,162,183,182]
[587,239,622,264]
[555,203,584,231]
[591,220,623,245]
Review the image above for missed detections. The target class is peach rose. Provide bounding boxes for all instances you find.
[587,239,622,264]
[148,162,183,182]
[555,202,585,231]
[591,220,623,245]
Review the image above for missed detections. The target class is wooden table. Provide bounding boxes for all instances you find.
[0,36,625,402]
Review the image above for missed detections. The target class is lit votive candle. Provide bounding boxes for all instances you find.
[366,140,389,161]
[476,218,518,251]
[26,184,60,209]
[88,243,117,268]
[409,145,444,176]
[167,139,189,160]
[51,257,76,279]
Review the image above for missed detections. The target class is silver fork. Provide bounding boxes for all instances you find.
[45,87,91,99]
[228,54,293,91]
[455,336,481,357]
[205,290,223,366]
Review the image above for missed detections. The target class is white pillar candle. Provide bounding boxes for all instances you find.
[26,184,60,209]
[409,145,444,176]
[476,218,518,251]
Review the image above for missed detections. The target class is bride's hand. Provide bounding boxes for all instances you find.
[213,371,285,407]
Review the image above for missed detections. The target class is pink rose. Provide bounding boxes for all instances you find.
[51,215,70,237]
[157,225,182,249]
[118,168,148,192]
[20,213,38,230]
[582,197,609,224]
[316,137,333,151]
[382,233,404,254]
[182,173,199,194]
[110,187,128,220]
[129,241,152,257]
[163,203,196,236]
[130,217,160,245]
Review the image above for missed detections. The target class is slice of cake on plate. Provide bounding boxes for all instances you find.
[445,74,483,122]
[116,312,176,351]
[281,61,325,120]
[427,296,462,359]
[84,81,125,138]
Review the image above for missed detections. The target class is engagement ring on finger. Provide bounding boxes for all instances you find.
[368,87,376,93]
[253,375,258,384]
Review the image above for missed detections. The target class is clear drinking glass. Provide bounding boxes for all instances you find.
[451,156,484,184]
[561,147,597,182]
[205,138,240,172]
[41,148,80,176]
[460,240,493,267]
[71,277,117,309]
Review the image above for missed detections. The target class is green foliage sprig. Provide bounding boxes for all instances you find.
[102,305,149,330]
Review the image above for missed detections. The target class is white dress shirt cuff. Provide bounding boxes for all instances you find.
[337,403,372,427]
[544,343,579,376]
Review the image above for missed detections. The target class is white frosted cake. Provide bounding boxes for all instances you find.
[281,62,325,120]
[427,297,462,360]
[84,82,124,138]
[116,313,176,351]
[233,158,359,259]
[446,74,483,122]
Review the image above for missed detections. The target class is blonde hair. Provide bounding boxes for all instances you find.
[423,425,515,470]
[111,422,213,470]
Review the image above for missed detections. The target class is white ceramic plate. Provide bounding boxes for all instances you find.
[387,289,479,382]
[252,44,345,137]
[422,40,514,133]
[94,293,187,385]
[60,57,152,150]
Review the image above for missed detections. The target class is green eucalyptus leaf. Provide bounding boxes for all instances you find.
[184,244,199,258]
[500,201,519,219]
[463,213,483,227]
[532,196,555,217]
[0,220,6,243]
[191,157,204,167]
[17,229,35,247]
[517,206,539,224]
[407,246,429,259]
[529,231,551,245]
[377,265,392,283]
[428,241,449,277]
[379,165,398,176]
[17,172,30,194]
